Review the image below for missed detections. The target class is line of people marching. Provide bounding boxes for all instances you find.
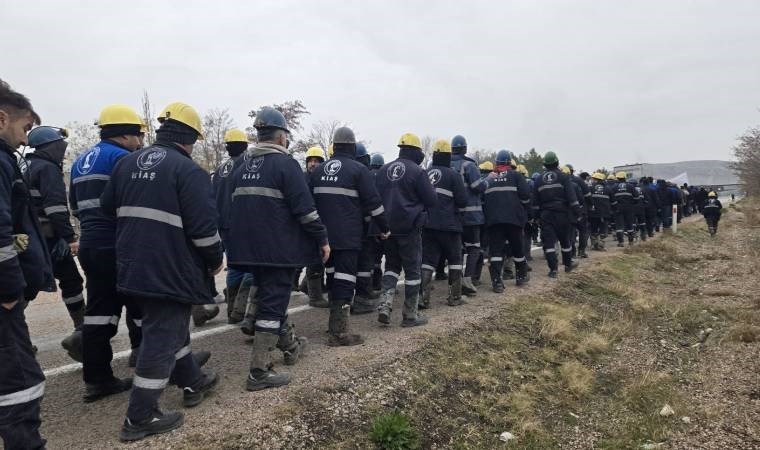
[0,79,723,448]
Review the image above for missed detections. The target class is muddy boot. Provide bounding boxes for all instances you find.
[599,235,607,251]
[461,277,478,297]
[277,322,307,366]
[377,289,394,325]
[192,304,219,327]
[240,290,258,336]
[419,270,433,310]
[307,275,328,308]
[327,304,364,347]
[501,257,515,280]
[627,232,635,246]
[515,259,530,286]
[228,279,250,324]
[490,261,505,293]
[246,333,291,391]
[472,252,484,286]
[61,307,84,362]
[371,266,382,292]
[590,235,599,251]
[447,270,465,306]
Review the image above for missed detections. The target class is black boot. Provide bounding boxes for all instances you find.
[228,279,250,324]
[307,275,328,308]
[277,323,307,365]
[447,270,465,306]
[120,409,184,442]
[182,369,219,407]
[84,377,133,403]
[515,260,530,286]
[490,261,504,293]
[327,304,364,346]
[246,333,290,391]
[419,270,433,310]
[192,304,220,327]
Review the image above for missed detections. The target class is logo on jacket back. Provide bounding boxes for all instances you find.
[245,156,264,173]
[428,169,442,186]
[323,160,342,176]
[594,185,605,194]
[387,161,406,181]
[77,146,100,175]
[617,183,628,192]
[219,159,234,178]
[542,171,557,184]
[137,149,167,171]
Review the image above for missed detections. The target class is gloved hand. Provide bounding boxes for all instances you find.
[50,238,71,262]
[12,234,29,253]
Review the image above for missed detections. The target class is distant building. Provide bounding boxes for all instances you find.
[613,160,741,195]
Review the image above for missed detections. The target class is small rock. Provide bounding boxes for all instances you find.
[641,443,664,449]
[283,425,294,433]
[569,412,580,419]
[659,339,668,347]
[659,404,675,417]
[499,432,515,442]
[681,416,691,423]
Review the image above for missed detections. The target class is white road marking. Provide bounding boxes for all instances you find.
[43,304,314,377]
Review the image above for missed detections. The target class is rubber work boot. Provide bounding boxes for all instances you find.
[351,293,378,315]
[565,261,579,273]
[192,304,220,327]
[246,333,291,391]
[327,304,364,347]
[377,289,394,325]
[490,263,504,293]
[502,258,515,280]
[228,279,250,324]
[627,232,635,246]
[515,261,530,286]
[277,323,307,365]
[461,277,478,297]
[84,377,133,403]
[447,270,465,306]
[240,288,258,336]
[120,409,184,442]
[599,235,607,251]
[307,275,328,308]
[548,270,558,278]
[590,235,599,251]
[224,283,241,321]
[61,307,84,362]
[419,270,433,310]
[183,369,219,407]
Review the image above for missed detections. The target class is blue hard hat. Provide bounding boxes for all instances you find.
[355,142,368,158]
[253,106,289,132]
[451,135,467,149]
[495,149,511,165]
[370,153,384,167]
[27,126,67,149]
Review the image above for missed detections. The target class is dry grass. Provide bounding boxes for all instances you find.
[726,324,760,343]
[560,361,594,396]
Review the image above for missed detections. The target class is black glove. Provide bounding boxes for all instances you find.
[49,238,71,263]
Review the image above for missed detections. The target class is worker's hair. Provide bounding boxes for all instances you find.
[257,128,286,144]
[0,79,40,124]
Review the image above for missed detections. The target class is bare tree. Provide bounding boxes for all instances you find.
[192,108,235,172]
[731,123,760,195]
[140,90,156,146]
[62,121,100,176]
[305,119,349,152]
[469,148,496,166]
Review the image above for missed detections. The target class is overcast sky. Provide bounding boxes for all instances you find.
[3,0,759,171]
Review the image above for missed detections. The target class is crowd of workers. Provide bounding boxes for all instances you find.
[0,79,724,447]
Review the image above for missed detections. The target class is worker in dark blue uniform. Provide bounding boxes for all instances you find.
[24,125,86,362]
[450,135,486,296]
[703,191,722,236]
[354,143,385,313]
[588,172,614,251]
[101,102,222,442]
[373,133,437,327]
[612,171,639,247]
[211,129,249,323]
[368,153,385,293]
[483,150,531,292]
[300,146,329,308]
[311,127,389,345]
[71,104,147,402]
[227,106,329,391]
[420,139,467,308]
[632,182,648,241]
[531,151,581,278]
[641,177,659,237]
[0,80,52,450]
[566,164,590,258]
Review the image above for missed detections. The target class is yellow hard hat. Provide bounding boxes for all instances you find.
[97,104,142,127]
[615,171,627,179]
[224,129,247,143]
[139,120,148,134]
[561,165,571,174]
[157,102,204,139]
[306,146,325,161]
[328,144,334,158]
[708,191,717,197]
[433,139,451,153]
[397,132,422,150]
[516,164,528,176]
[607,174,616,180]
[479,161,494,171]
[591,172,605,181]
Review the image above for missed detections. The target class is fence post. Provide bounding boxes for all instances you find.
[672,205,678,233]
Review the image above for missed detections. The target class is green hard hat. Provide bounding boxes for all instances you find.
[543,151,559,165]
